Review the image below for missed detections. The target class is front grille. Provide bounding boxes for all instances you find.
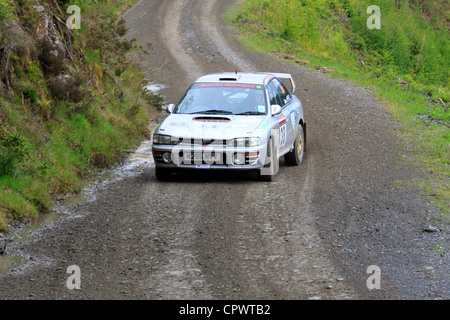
[179,138,228,147]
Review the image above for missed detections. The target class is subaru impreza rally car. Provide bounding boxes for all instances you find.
[152,72,305,181]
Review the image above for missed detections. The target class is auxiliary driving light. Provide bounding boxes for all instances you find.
[233,153,245,165]
[162,152,172,163]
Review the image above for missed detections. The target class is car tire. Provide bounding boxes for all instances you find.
[155,166,171,180]
[284,124,304,166]
[257,137,278,181]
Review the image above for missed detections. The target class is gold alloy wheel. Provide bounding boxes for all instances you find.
[297,131,303,159]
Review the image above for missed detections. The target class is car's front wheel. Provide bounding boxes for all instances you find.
[284,124,305,166]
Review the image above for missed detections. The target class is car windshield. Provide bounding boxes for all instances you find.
[174,82,267,115]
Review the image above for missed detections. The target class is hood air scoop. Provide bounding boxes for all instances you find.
[193,116,231,122]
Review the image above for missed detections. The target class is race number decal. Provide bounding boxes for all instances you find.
[279,124,287,147]
[290,113,296,135]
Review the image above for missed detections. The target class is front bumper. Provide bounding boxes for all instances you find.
[152,144,266,170]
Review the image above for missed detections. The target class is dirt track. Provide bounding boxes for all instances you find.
[0,0,448,300]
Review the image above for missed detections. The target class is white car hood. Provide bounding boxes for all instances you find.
[158,114,267,140]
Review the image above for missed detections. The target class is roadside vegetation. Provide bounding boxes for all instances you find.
[228,0,449,222]
[0,0,160,231]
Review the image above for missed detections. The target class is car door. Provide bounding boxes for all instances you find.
[268,79,295,153]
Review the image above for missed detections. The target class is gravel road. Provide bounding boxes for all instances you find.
[0,0,447,300]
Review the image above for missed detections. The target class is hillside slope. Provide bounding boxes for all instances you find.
[0,0,159,231]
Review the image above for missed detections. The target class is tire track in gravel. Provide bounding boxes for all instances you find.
[199,0,254,72]
[151,0,356,299]
[192,154,356,299]
[160,0,204,82]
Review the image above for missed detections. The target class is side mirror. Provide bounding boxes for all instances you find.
[164,104,175,113]
[271,104,282,116]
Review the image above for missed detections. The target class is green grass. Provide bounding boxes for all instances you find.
[227,0,449,221]
[0,0,15,22]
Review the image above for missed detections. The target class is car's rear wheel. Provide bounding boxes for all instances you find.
[284,124,304,166]
[257,137,278,181]
[155,166,171,180]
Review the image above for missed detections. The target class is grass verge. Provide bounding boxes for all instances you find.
[0,0,161,231]
[226,1,449,226]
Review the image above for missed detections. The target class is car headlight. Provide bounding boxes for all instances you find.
[227,137,260,147]
[153,134,181,145]
[248,137,260,147]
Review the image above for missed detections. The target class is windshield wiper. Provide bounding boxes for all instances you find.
[189,109,233,115]
[234,111,266,115]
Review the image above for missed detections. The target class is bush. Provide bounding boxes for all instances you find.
[0,131,29,177]
[36,37,66,76]
[46,72,84,102]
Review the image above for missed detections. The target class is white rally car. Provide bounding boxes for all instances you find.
[152,72,306,181]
